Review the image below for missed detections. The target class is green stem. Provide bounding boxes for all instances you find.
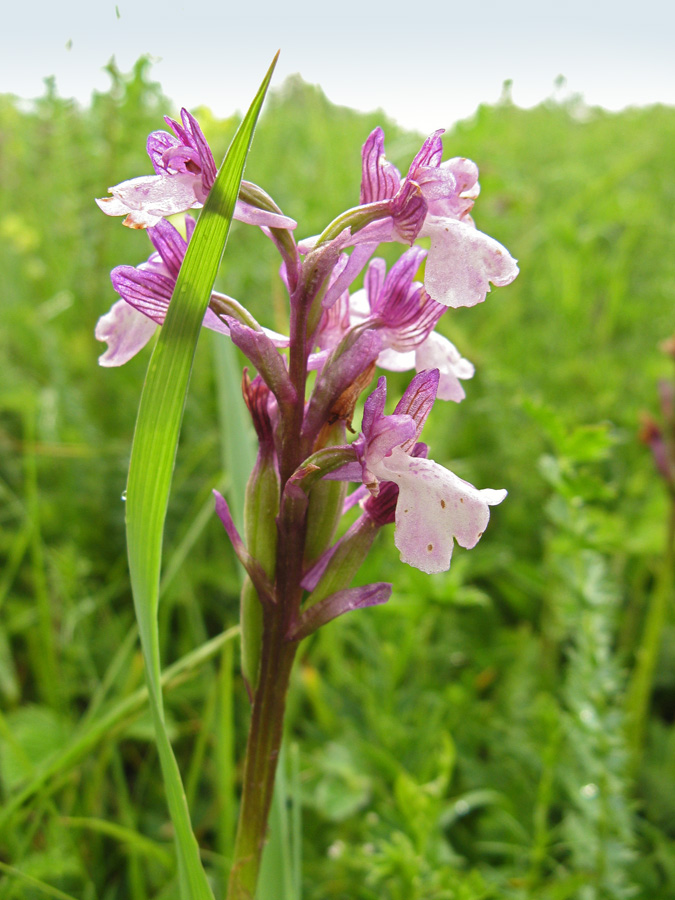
[226,619,297,899]
[227,478,305,898]
[625,496,675,777]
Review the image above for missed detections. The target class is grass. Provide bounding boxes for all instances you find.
[1,57,674,898]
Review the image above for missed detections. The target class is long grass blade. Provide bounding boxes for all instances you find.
[122,53,278,899]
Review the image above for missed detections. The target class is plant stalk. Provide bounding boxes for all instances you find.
[226,609,298,899]
[625,496,675,776]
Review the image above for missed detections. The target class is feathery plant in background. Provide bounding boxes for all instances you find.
[94,55,517,897]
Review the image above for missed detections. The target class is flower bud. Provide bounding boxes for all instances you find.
[240,373,280,693]
[303,515,380,609]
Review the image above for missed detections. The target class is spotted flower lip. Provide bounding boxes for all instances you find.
[96,108,297,231]
[329,370,506,573]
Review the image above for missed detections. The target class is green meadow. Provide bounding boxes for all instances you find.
[1,58,674,898]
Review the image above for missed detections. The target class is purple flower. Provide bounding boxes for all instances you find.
[96,108,296,231]
[96,218,288,367]
[358,248,444,351]
[96,218,226,366]
[316,249,474,402]
[354,128,519,308]
[335,371,506,573]
[350,249,474,401]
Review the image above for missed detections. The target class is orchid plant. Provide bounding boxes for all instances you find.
[96,59,518,900]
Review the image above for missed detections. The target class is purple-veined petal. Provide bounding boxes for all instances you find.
[422,217,519,308]
[111,265,174,319]
[178,108,217,189]
[112,263,231,338]
[322,241,380,309]
[147,130,185,175]
[381,288,444,353]
[380,287,444,353]
[355,249,445,354]
[373,246,426,316]
[95,299,157,367]
[408,129,445,172]
[146,218,188,278]
[393,368,439,445]
[364,258,387,312]
[390,179,426,244]
[360,127,401,204]
[377,446,507,574]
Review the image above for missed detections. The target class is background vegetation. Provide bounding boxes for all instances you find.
[1,58,674,898]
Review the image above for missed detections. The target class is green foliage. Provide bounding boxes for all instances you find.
[1,60,674,899]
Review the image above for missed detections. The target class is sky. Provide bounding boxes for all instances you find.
[3,0,675,133]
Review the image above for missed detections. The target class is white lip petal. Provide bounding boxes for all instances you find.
[415,332,474,403]
[375,447,506,574]
[422,217,519,308]
[95,299,157,367]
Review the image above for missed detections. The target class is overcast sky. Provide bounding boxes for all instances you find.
[3,1,674,132]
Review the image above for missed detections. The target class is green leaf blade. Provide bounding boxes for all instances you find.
[124,53,279,899]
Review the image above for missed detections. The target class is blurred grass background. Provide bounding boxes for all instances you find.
[1,58,675,899]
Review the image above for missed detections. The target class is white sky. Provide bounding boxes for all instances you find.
[2,0,674,132]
